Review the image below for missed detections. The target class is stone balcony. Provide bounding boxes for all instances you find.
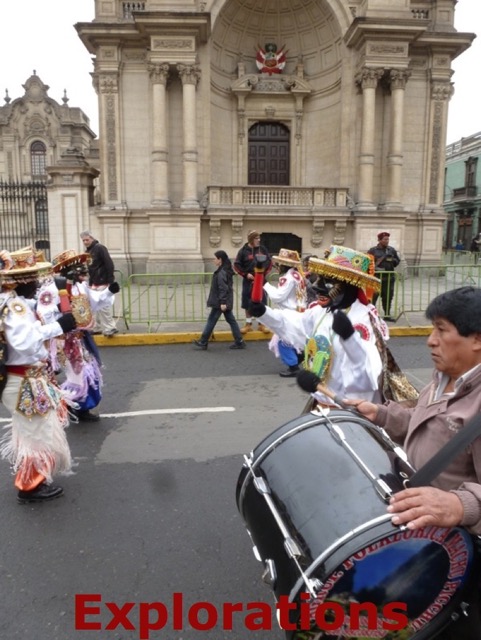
[206,185,350,210]
[204,185,352,249]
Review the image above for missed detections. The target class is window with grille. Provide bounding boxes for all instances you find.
[31,141,47,176]
[35,198,49,234]
[466,157,477,188]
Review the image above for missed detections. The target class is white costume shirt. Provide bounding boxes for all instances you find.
[259,299,388,404]
[36,279,114,329]
[264,268,306,311]
[2,294,64,365]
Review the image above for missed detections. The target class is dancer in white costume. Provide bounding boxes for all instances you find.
[0,247,77,503]
[37,249,118,422]
[250,245,388,410]
[263,248,307,377]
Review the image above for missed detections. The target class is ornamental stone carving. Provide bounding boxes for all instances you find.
[98,73,119,94]
[431,82,454,102]
[148,63,170,85]
[355,68,384,91]
[209,219,221,247]
[368,44,407,56]
[312,218,325,248]
[389,69,411,90]
[152,39,194,51]
[333,221,347,246]
[177,64,201,86]
[232,219,244,247]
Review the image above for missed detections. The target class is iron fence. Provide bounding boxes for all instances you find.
[111,264,481,332]
[0,179,50,259]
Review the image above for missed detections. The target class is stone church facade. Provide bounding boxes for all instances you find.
[2,1,475,273]
[0,73,99,258]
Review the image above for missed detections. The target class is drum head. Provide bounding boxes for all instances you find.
[289,525,475,639]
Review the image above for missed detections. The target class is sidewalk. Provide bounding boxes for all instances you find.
[96,284,432,347]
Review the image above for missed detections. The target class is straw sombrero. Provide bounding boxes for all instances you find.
[308,245,381,293]
[0,246,52,285]
[52,249,91,273]
[272,248,302,268]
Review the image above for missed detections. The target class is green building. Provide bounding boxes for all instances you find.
[444,132,481,251]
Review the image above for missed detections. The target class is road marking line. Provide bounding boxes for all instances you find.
[0,407,236,423]
[100,407,236,418]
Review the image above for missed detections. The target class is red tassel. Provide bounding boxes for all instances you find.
[58,289,72,313]
[251,255,268,302]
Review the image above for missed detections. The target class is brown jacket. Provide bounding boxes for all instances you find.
[376,365,481,534]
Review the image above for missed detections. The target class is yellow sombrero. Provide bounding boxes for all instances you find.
[308,245,381,293]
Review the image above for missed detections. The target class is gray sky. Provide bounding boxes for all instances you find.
[0,0,479,143]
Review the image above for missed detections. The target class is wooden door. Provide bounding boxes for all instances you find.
[248,122,290,185]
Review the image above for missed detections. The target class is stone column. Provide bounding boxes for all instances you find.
[46,149,100,257]
[148,63,170,207]
[355,67,384,209]
[177,63,201,208]
[426,81,453,207]
[386,69,411,208]
[94,71,123,207]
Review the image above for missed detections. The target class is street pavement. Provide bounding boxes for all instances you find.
[0,337,433,640]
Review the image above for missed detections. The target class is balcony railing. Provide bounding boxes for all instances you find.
[452,186,478,201]
[207,186,349,209]
[411,8,429,19]
[122,2,146,19]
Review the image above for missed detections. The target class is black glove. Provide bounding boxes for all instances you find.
[57,313,77,334]
[66,270,78,283]
[54,276,67,290]
[296,370,320,394]
[332,310,355,340]
[109,281,120,294]
[248,301,266,317]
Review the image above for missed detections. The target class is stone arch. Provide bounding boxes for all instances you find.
[209,0,352,188]
[210,0,345,90]
[210,0,353,36]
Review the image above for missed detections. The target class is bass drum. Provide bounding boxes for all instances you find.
[236,410,477,639]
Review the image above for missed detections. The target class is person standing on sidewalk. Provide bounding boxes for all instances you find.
[263,249,307,377]
[193,250,246,350]
[80,230,118,336]
[233,230,272,335]
[367,231,400,321]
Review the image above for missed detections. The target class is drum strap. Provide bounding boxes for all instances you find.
[408,412,481,487]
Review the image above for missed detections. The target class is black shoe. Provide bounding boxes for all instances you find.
[76,410,100,422]
[192,339,208,350]
[279,366,300,378]
[103,328,119,336]
[384,316,396,322]
[229,341,246,350]
[17,483,64,504]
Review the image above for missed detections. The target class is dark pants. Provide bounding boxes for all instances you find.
[373,271,395,316]
[199,307,243,344]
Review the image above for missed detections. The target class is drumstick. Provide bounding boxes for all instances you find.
[296,370,349,409]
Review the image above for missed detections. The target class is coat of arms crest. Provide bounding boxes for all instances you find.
[255,43,287,75]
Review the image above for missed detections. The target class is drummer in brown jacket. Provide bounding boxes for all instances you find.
[348,286,481,640]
